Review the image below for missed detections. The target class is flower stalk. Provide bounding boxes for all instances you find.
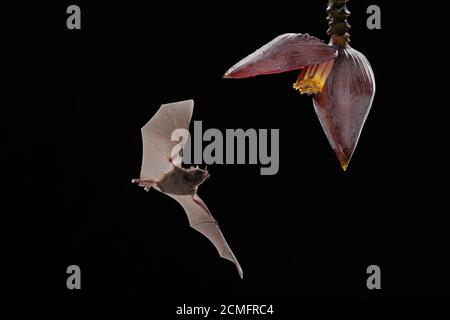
[327,0,351,46]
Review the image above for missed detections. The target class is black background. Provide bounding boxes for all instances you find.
[3,0,447,304]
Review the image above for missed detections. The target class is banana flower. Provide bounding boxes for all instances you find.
[224,0,375,171]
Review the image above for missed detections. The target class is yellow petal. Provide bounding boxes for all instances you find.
[293,60,334,95]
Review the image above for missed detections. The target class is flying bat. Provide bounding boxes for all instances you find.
[132,99,243,278]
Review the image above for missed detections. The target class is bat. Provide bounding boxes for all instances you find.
[132,99,243,278]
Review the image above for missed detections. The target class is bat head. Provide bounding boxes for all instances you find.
[185,166,209,187]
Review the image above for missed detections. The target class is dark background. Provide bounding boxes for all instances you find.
[2,0,447,304]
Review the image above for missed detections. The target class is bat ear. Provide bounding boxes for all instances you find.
[203,166,209,178]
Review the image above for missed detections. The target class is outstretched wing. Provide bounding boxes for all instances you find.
[165,193,243,278]
[140,100,193,182]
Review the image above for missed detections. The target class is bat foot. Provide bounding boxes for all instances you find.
[132,178,155,191]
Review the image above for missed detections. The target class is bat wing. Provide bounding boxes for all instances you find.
[140,100,193,182]
[165,193,243,278]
